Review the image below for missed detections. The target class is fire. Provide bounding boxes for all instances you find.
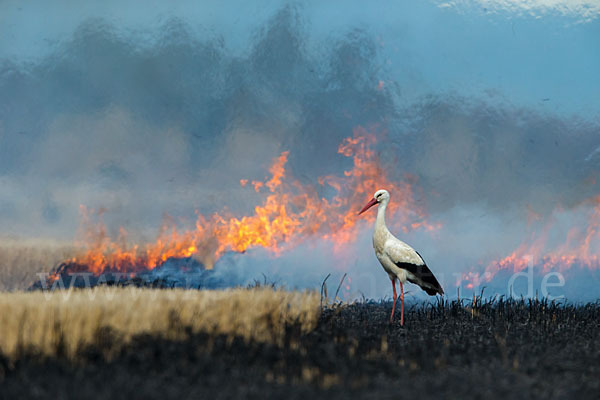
[67,126,438,276]
[463,196,600,288]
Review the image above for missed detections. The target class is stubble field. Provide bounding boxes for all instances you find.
[0,284,598,399]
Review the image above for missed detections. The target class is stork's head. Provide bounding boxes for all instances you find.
[358,189,389,215]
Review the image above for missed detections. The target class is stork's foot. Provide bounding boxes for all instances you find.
[388,318,406,328]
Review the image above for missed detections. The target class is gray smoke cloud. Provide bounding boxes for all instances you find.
[1,6,599,298]
[0,9,398,238]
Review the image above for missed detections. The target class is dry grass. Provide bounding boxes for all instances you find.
[0,287,320,359]
[0,238,76,291]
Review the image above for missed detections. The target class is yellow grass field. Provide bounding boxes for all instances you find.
[0,238,76,291]
[0,287,320,359]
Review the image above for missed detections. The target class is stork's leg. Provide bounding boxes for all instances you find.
[400,281,404,326]
[390,278,397,324]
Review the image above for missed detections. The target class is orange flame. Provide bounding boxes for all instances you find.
[69,127,438,275]
[463,196,600,287]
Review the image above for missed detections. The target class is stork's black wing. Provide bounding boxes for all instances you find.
[396,251,444,296]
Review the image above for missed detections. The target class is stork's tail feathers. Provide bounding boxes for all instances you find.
[397,251,444,296]
[416,273,444,296]
[398,262,444,296]
[422,281,444,296]
[419,269,444,296]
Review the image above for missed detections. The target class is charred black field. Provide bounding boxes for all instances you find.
[1,296,599,400]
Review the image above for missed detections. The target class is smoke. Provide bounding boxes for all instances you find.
[396,98,600,212]
[1,6,599,299]
[0,9,395,236]
[436,0,600,23]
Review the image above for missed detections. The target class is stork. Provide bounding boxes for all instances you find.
[359,189,444,326]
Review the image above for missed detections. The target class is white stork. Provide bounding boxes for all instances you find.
[359,189,444,326]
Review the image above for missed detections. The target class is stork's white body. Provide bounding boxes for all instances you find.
[360,189,443,325]
[373,200,423,284]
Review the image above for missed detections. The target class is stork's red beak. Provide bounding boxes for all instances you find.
[358,198,378,215]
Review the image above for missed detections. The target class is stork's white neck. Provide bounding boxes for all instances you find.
[375,198,389,233]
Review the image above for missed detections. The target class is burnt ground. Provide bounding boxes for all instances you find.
[1,297,599,399]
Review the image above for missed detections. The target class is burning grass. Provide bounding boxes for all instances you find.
[59,128,437,278]
[0,287,320,359]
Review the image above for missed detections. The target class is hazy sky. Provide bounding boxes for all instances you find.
[1,0,599,114]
